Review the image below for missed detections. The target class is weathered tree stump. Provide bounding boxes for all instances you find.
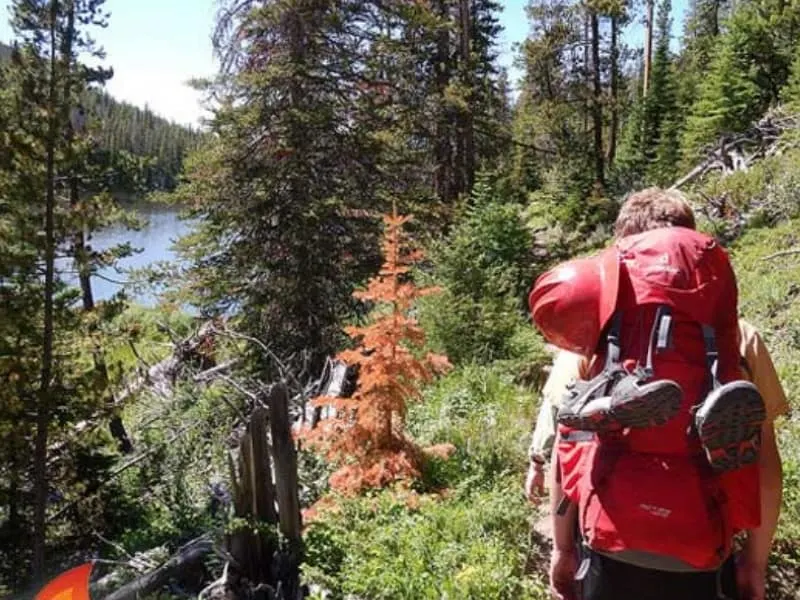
[226,382,305,599]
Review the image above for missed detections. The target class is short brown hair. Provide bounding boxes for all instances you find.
[614,187,696,238]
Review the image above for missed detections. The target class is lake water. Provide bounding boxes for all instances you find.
[69,203,192,305]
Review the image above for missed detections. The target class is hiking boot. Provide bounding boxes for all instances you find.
[608,374,684,428]
[694,380,766,473]
[558,372,683,432]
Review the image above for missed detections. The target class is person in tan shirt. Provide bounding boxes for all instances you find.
[526,188,790,600]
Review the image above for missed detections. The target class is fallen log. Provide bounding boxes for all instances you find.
[116,320,219,404]
[762,248,800,261]
[194,358,241,383]
[670,109,800,190]
[99,537,213,600]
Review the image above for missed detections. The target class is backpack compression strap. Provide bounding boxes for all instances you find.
[603,311,623,371]
[702,324,721,390]
[639,305,673,380]
[556,313,624,517]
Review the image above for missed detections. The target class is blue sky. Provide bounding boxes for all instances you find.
[0,0,687,128]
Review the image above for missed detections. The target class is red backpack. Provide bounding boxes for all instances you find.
[532,227,761,569]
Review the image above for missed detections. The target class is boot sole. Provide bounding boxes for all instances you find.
[558,382,682,432]
[611,382,683,429]
[695,381,766,473]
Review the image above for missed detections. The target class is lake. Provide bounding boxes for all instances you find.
[67,203,192,305]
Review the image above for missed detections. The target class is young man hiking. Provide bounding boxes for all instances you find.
[526,188,789,600]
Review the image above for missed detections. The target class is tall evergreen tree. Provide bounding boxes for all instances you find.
[176,0,387,376]
[680,31,759,162]
[1,0,132,580]
[780,43,800,113]
[680,0,800,162]
[512,0,588,193]
[646,0,680,183]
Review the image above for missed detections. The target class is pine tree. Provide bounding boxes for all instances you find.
[396,0,505,210]
[301,208,449,494]
[681,38,759,162]
[1,0,131,580]
[588,4,604,187]
[175,0,387,377]
[512,0,588,182]
[677,0,727,111]
[646,0,681,184]
[680,1,800,162]
[780,43,800,113]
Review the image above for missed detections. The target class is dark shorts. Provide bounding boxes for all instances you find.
[578,548,739,600]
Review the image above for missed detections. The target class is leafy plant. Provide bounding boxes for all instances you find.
[302,364,546,599]
[419,184,540,366]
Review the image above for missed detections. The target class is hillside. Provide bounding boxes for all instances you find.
[0,40,201,190]
[83,90,203,191]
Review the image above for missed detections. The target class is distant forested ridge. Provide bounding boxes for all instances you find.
[1,40,202,191]
[82,90,204,191]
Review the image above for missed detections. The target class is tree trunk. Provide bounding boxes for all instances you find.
[607,13,619,167]
[590,9,604,187]
[434,0,453,204]
[6,434,21,588]
[584,12,590,136]
[643,0,655,96]
[101,538,213,600]
[458,0,475,194]
[33,0,60,578]
[58,0,93,311]
[709,0,721,37]
[60,1,129,453]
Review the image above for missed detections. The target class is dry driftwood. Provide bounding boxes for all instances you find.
[224,383,305,599]
[227,406,276,582]
[762,248,800,261]
[671,110,800,190]
[99,537,213,600]
[116,321,219,404]
[304,357,357,429]
[268,384,302,547]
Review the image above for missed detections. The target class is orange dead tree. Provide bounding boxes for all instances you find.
[301,207,449,494]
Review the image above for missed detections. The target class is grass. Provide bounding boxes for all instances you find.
[302,365,549,599]
[730,219,800,574]
[95,175,800,598]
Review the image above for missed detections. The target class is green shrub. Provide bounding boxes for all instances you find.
[695,148,800,234]
[431,194,533,302]
[730,219,800,553]
[303,476,546,600]
[303,365,546,599]
[419,185,539,368]
[409,365,538,490]
[420,287,527,366]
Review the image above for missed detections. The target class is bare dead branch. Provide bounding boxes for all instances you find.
[762,248,800,261]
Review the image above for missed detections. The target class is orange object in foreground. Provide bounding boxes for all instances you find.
[35,562,93,600]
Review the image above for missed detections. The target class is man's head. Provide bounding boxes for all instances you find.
[614,187,696,239]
